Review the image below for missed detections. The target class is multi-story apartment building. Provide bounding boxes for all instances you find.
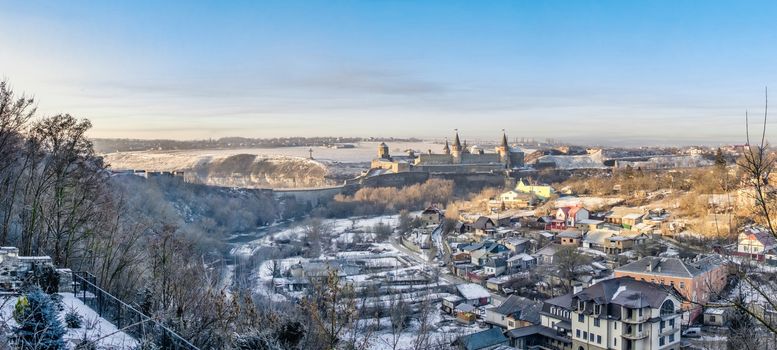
[614,256,727,323]
[570,277,683,350]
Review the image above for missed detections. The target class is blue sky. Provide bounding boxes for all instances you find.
[1,0,776,145]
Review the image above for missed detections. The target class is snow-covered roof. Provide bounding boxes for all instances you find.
[457,283,491,300]
[507,253,536,262]
[623,213,644,220]
[705,308,726,315]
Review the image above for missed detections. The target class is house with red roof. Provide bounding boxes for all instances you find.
[553,205,589,230]
[737,225,777,260]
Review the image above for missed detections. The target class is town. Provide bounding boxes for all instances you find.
[237,134,777,350]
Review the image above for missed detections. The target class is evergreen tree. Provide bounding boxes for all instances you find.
[13,289,66,350]
[715,147,727,168]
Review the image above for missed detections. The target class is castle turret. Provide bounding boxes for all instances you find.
[497,130,511,167]
[378,142,390,159]
[451,131,463,163]
[443,139,450,155]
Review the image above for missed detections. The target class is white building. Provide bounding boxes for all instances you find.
[571,277,683,350]
[737,226,777,257]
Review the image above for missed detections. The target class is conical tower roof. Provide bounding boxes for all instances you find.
[501,131,509,149]
[453,131,462,149]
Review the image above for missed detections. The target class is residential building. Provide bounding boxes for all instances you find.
[457,283,492,306]
[571,277,683,350]
[605,207,644,226]
[516,179,555,199]
[419,207,443,225]
[506,325,573,350]
[614,256,728,323]
[558,229,583,246]
[492,190,535,209]
[622,213,644,229]
[473,216,497,236]
[583,229,620,251]
[535,243,562,265]
[737,225,777,259]
[556,206,590,227]
[703,308,727,327]
[452,328,509,350]
[576,219,605,232]
[605,232,648,255]
[501,237,530,253]
[485,294,542,329]
[484,258,507,277]
[540,293,574,337]
[506,253,536,271]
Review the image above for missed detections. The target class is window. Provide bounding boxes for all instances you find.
[589,333,594,341]
[669,334,675,342]
[661,300,675,316]
[578,314,584,322]
[638,324,642,332]
[660,320,665,329]
[576,330,581,338]
[638,308,643,317]
[597,335,602,344]
[614,338,617,346]
[583,331,588,340]
[669,319,674,328]
[614,321,617,329]
[660,336,665,346]
[710,316,716,322]
[594,318,600,327]
[595,304,601,315]
[679,282,685,289]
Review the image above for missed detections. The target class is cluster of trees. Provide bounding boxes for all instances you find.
[322,179,454,217]
[0,81,302,348]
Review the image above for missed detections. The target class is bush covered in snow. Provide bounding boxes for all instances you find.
[12,289,67,350]
[65,308,83,328]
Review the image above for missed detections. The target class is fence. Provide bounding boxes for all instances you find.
[72,271,199,350]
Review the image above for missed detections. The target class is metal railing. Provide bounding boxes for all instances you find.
[72,271,199,350]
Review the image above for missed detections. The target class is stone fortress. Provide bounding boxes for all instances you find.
[370,131,524,174]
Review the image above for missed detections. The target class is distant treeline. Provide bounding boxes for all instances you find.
[94,136,423,153]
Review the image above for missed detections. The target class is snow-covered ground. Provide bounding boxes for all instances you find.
[346,307,484,350]
[232,215,400,258]
[103,141,441,173]
[0,293,137,349]
[553,196,625,210]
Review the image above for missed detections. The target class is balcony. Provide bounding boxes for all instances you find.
[660,325,678,336]
[621,309,650,323]
[622,326,648,340]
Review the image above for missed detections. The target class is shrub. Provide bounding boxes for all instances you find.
[13,289,66,350]
[65,308,83,328]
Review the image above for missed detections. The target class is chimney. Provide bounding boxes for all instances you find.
[647,258,659,272]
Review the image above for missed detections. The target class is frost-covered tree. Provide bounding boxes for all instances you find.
[13,289,66,350]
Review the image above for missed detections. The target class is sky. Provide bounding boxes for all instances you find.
[1,0,777,146]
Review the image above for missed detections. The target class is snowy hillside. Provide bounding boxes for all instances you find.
[0,293,137,349]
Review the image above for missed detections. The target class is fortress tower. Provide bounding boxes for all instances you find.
[378,142,390,159]
[496,131,511,167]
[450,131,463,163]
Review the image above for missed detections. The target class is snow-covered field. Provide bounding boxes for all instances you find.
[231,215,400,257]
[0,293,137,349]
[103,141,440,170]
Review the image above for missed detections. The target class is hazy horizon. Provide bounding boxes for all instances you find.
[2,1,777,145]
